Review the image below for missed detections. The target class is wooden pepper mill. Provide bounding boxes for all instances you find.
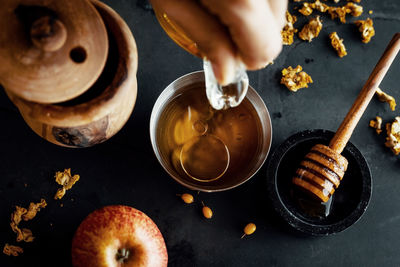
[0,0,138,148]
[293,33,400,202]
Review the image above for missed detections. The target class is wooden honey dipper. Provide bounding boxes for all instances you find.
[293,33,400,203]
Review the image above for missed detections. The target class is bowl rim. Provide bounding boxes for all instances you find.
[266,129,372,236]
[149,70,272,192]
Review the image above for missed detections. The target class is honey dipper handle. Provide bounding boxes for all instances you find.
[329,33,400,154]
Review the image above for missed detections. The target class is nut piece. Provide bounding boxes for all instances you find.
[299,0,329,16]
[354,18,375,43]
[370,116,383,134]
[282,11,298,45]
[3,244,23,256]
[54,169,80,199]
[345,2,363,17]
[376,88,396,111]
[17,228,34,243]
[54,188,66,200]
[55,169,71,186]
[385,117,400,155]
[22,199,47,221]
[10,199,47,243]
[332,0,362,2]
[10,206,26,226]
[299,1,361,23]
[328,7,348,23]
[314,0,330,12]
[328,3,363,23]
[299,16,323,42]
[329,32,347,58]
[281,65,313,92]
[299,2,314,16]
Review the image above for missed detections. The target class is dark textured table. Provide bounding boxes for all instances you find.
[1,1,400,266]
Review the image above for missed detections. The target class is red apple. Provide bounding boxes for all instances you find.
[71,205,168,267]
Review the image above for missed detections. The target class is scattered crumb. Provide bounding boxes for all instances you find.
[11,206,26,226]
[10,199,46,243]
[369,10,373,14]
[370,116,383,134]
[376,88,396,111]
[17,228,34,243]
[328,2,363,23]
[22,199,47,221]
[328,6,347,23]
[282,11,298,45]
[345,2,363,17]
[5,169,79,256]
[281,65,313,92]
[55,168,72,186]
[329,32,347,57]
[299,2,314,16]
[299,0,329,16]
[299,16,323,42]
[314,0,330,12]
[54,188,66,200]
[3,244,23,256]
[299,1,362,23]
[354,18,375,43]
[60,203,64,208]
[54,169,80,200]
[385,117,400,155]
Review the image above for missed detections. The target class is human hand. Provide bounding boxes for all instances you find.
[150,0,287,85]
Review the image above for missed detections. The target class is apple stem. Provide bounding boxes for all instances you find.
[116,248,130,263]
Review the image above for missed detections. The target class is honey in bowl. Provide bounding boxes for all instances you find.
[156,82,262,184]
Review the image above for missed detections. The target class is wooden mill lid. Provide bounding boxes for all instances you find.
[0,0,109,103]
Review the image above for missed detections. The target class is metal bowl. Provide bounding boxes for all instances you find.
[150,71,272,192]
[266,129,372,236]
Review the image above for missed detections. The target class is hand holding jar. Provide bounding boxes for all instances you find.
[151,0,287,85]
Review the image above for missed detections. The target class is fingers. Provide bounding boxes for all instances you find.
[152,0,238,85]
[200,0,286,70]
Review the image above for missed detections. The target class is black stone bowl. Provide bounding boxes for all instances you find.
[266,129,372,236]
